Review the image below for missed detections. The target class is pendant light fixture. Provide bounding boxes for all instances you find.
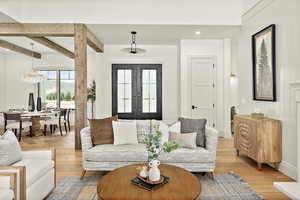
[21,43,47,83]
[121,31,146,54]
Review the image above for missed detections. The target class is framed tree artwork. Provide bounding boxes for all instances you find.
[252,24,276,101]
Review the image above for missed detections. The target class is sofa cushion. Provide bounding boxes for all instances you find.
[13,159,54,187]
[169,132,197,149]
[0,130,22,165]
[179,117,207,147]
[160,147,214,163]
[89,116,118,145]
[85,144,148,162]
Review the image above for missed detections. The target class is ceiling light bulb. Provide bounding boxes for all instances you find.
[195,31,201,35]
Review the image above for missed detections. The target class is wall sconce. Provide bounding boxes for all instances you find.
[230,73,237,78]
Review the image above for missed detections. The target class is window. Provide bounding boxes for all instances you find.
[40,71,58,108]
[112,64,162,120]
[39,70,75,109]
[60,71,75,109]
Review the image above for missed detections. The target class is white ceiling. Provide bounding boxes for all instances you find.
[1,0,243,25]
[0,1,243,54]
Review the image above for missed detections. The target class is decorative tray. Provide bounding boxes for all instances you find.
[131,175,170,191]
[137,175,165,185]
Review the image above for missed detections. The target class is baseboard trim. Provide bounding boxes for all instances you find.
[278,161,297,180]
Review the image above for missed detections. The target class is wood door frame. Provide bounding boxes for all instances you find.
[187,55,217,127]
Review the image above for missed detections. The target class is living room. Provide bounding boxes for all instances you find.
[0,0,299,199]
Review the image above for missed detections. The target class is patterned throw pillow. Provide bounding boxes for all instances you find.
[136,120,151,143]
[0,130,22,166]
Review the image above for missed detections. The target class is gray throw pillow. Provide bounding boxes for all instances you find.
[179,117,207,147]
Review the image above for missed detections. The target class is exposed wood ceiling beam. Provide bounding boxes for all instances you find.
[0,39,41,59]
[0,23,74,37]
[29,36,75,59]
[86,27,104,52]
[0,23,104,53]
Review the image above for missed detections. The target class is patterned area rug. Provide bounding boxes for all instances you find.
[46,173,264,200]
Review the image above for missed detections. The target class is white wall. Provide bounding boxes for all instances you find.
[1,53,73,109]
[0,53,6,111]
[180,39,235,137]
[242,0,262,14]
[1,0,243,25]
[238,0,300,179]
[92,45,179,122]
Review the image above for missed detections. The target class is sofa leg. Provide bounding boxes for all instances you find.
[208,172,215,180]
[80,170,86,180]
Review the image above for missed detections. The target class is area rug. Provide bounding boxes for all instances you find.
[46,172,264,200]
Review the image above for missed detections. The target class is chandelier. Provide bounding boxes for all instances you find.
[21,43,47,83]
[121,31,146,54]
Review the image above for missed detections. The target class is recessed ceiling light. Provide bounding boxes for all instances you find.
[195,31,201,35]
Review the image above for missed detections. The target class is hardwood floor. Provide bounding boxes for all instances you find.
[3,128,292,199]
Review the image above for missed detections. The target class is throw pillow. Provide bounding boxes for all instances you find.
[179,117,207,147]
[151,121,181,144]
[169,132,197,149]
[112,120,138,145]
[0,130,22,166]
[89,116,118,145]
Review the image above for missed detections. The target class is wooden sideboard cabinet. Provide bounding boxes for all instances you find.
[234,115,282,170]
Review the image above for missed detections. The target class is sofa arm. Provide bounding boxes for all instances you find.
[0,166,26,200]
[80,127,93,152]
[0,172,16,199]
[205,126,219,155]
[21,149,54,160]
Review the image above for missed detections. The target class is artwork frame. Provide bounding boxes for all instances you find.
[252,24,276,101]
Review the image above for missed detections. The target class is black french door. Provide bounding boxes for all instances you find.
[112,64,162,120]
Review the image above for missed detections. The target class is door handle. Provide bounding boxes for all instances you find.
[192,105,198,110]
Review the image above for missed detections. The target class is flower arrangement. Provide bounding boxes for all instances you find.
[144,122,180,161]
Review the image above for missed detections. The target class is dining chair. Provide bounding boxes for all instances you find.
[3,112,33,141]
[40,109,68,136]
[67,109,71,131]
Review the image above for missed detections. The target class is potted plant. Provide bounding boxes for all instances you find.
[87,80,96,119]
[143,122,179,181]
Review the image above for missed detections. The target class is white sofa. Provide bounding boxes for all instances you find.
[0,149,56,200]
[80,120,218,178]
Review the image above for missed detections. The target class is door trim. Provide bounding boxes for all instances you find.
[188,55,217,127]
[112,64,162,120]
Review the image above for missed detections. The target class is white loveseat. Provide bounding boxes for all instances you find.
[80,120,218,178]
[0,149,56,200]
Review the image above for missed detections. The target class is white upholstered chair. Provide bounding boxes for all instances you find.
[0,149,56,200]
[3,113,32,141]
[0,172,16,200]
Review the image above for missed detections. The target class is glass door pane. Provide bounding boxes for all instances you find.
[117,70,132,113]
[142,70,157,113]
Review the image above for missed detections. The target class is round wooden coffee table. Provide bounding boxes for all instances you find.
[97,164,201,200]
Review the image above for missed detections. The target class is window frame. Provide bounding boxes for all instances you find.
[39,70,75,109]
[112,64,162,120]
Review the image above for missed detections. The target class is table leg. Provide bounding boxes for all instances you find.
[31,116,42,136]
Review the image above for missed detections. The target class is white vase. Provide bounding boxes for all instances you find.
[148,160,161,182]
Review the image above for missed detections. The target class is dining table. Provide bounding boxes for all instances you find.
[0,110,59,136]
[21,110,59,136]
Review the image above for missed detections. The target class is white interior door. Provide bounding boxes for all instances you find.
[190,57,216,127]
